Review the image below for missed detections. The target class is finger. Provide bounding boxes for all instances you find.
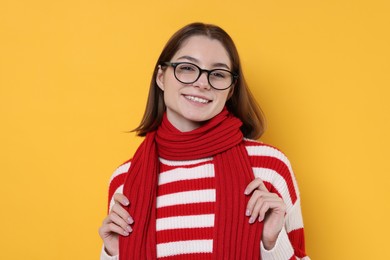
[244,178,268,195]
[112,203,134,225]
[107,222,130,236]
[99,221,129,237]
[109,211,133,233]
[113,193,130,206]
[255,196,286,222]
[246,190,269,216]
[246,189,277,213]
[257,199,284,222]
[247,192,277,223]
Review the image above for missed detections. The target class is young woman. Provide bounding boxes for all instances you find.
[99,22,310,260]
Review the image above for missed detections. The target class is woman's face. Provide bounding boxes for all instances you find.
[156,35,233,132]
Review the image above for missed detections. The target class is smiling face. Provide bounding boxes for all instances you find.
[156,35,233,132]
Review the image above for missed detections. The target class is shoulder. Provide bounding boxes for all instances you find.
[107,159,132,209]
[243,138,292,167]
[243,139,300,210]
[109,159,132,184]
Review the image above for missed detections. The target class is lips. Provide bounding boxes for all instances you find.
[183,95,211,104]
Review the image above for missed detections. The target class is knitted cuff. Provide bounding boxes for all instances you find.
[100,246,119,260]
[260,227,294,260]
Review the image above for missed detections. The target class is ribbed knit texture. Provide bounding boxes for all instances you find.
[118,108,262,259]
[107,139,309,260]
[119,131,158,259]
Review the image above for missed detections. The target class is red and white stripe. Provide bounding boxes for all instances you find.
[156,158,216,259]
[104,139,309,260]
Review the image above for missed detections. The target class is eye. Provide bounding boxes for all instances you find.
[211,70,227,79]
[177,64,197,72]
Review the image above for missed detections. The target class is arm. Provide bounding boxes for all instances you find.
[99,162,132,259]
[259,198,309,260]
[100,246,118,260]
[244,142,309,259]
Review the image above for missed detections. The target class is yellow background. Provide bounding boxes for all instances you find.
[1,0,389,259]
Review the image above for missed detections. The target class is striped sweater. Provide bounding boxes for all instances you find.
[101,139,310,260]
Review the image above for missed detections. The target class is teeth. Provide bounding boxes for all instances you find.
[185,95,209,104]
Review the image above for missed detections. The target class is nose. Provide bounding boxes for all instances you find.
[194,71,211,90]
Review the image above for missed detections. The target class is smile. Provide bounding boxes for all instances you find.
[183,95,211,104]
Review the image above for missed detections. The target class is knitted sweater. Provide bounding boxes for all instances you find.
[100,139,309,260]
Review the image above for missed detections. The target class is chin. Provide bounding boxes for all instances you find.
[184,111,216,122]
[185,116,210,123]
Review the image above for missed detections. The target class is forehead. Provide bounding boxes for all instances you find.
[172,35,232,68]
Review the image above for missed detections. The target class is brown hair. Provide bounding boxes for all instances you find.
[133,22,266,139]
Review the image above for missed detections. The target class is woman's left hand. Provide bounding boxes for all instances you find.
[245,178,287,250]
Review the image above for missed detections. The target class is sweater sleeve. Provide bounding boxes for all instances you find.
[100,161,131,260]
[106,161,131,212]
[244,140,309,259]
[100,246,118,260]
[260,199,310,260]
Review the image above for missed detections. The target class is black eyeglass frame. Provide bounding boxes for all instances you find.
[162,62,239,90]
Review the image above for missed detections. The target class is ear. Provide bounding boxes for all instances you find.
[156,65,165,91]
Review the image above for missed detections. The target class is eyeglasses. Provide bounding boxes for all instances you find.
[163,62,238,90]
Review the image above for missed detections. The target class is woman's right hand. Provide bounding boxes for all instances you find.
[98,193,134,256]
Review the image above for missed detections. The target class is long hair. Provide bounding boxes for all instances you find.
[133,22,266,139]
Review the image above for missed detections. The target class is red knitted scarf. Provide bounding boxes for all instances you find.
[119,108,263,259]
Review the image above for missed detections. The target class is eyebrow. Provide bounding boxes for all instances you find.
[176,55,231,70]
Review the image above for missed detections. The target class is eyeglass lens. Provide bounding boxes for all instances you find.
[174,63,234,90]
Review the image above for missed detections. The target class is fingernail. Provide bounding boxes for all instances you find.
[244,189,249,195]
[123,231,129,236]
[245,209,251,216]
[123,199,130,206]
[258,216,263,222]
[249,217,254,224]
[126,226,132,232]
[127,217,134,224]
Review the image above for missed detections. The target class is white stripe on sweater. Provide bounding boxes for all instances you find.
[260,227,294,259]
[157,189,216,208]
[285,199,304,232]
[252,167,294,210]
[159,157,213,166]
[156,214,214,231]
[109,185,124,212]
[246,145,300,198]
[157,240,213,258]
[158,164,214,185]
[109,162,131,182]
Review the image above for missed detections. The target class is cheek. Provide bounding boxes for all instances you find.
[216,91,230,105]
[161,83,179,106]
